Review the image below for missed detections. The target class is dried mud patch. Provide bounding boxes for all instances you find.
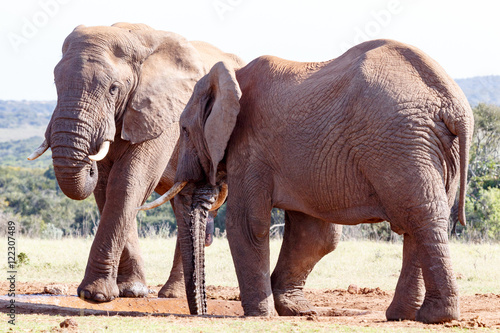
[1,282,500,329]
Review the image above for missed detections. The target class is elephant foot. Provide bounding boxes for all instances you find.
[273,289,317,316]
[77,277,119,302]
[158,279,185,298]
[118,281,149,298]
[117,265,148,298]
[386,299,420,321]
[415,296,459,324]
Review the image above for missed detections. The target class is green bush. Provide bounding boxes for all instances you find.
[0,164,177,238]
[465,187,500,240]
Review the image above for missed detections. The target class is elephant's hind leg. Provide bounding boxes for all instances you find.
[386,233,424,321]
[117,225,149,298]
[391,200,459,324]
[413,213,459,323]
[271,211,342,316]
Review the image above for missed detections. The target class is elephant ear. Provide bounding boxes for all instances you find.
[202,62,242,185]
[121,31,205,144]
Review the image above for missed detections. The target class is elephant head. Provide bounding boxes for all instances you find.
[138,61,239,314]
[29,23,204,200]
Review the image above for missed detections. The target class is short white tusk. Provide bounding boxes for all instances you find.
[27,140,49,160]
[137,181,188,211]
[89,141,111,161]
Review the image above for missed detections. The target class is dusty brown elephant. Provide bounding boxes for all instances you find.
[28,23,243,302]
[141,39,474,323]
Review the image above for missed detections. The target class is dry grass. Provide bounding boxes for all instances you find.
[5,237,500,295]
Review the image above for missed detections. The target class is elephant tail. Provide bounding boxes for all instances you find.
[457,122,471,226]
[443,100,474,227]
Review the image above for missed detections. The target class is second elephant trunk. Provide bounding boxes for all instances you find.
[174,184,219,315]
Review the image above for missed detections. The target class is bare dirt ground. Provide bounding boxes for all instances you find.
[1,281,500,330]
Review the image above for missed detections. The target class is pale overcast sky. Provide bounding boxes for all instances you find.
[1,0,499,100]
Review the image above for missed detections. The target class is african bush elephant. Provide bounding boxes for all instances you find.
[28,23,243,302]
[142,39,474,323]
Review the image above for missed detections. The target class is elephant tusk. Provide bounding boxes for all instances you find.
[210,183,228,211]
[89,141,111,161]
[137,181,188,211]
[27,140,49,160]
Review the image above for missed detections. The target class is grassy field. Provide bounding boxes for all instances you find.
[8,314,461,333]
[7,237,500,294]
[3,237,500,332]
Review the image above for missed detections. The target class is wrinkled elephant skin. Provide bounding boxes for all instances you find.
[33,23,243,303]
[171,40,473,323]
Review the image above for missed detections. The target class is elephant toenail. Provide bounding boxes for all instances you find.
[78,290,92,300]
[94,293,107,302]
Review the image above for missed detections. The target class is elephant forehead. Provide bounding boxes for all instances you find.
[64,26,134,51]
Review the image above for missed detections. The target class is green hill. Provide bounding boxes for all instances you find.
[0,100,54,128]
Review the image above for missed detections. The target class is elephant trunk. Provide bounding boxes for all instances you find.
[52,149,98,200]
[48,102,104,200]
[174,184,219,315]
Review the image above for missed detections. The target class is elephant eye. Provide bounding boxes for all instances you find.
[109,84,119,96]
[182,126,189,137]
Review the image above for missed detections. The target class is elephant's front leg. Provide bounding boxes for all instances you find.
[226,191,275,316]
[92,161,149,299]
[78,153,164,302]
[272,211,342,316]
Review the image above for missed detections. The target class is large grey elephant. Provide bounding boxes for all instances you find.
[28,23,243,302]
[142,39,474,323]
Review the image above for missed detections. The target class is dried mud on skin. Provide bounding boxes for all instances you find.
[1,282,500,329]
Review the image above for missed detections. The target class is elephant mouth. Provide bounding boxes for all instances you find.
[28,139,112,201]
[137,182,227,212]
